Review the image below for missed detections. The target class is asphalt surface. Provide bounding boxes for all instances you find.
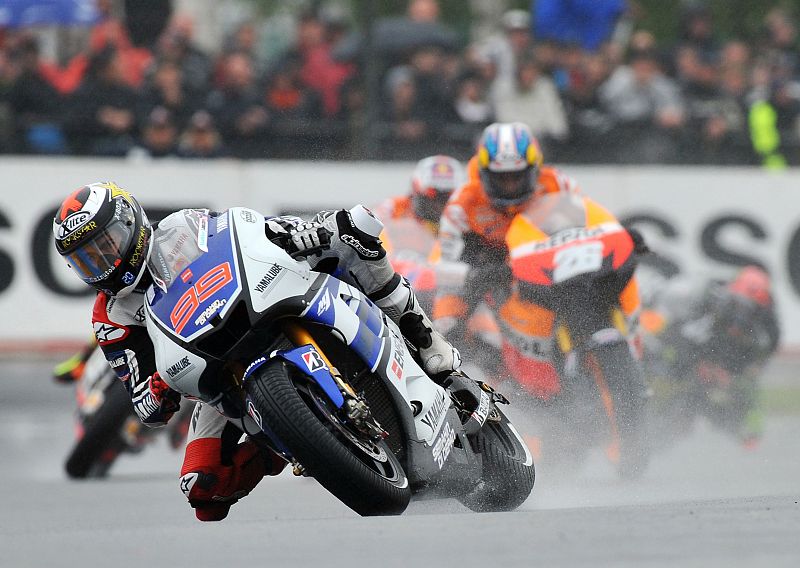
[1,359,798,568]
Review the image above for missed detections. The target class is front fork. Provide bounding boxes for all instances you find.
[281,320,389,441]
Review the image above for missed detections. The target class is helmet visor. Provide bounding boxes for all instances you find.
[65,218,133,284]
[486,169,533,203]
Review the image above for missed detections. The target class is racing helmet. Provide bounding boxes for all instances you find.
[411,155,467,223]
[477,122,543,210]
[53,182,152,297]
[728,265,772,307]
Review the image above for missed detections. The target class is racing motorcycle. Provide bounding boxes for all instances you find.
[65,345,192,479]
[144,207,534,516]
[491,192,648,478]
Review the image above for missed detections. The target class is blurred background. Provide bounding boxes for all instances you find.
[3,0,800,165]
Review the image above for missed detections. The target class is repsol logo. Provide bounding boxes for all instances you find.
[166,356,191,378]
[255,264,283,294]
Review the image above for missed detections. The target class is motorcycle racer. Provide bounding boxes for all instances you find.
[433,121,581,338]
[375,155,467,232]
[52,181,461,521]
[642,265,780,447]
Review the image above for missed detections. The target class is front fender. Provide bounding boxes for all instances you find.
[243,345,345,409]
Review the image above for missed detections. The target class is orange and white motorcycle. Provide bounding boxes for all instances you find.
[489,191,649,477]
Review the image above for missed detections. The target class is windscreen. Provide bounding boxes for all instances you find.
[147,210,207,290]
[519,192,587,235]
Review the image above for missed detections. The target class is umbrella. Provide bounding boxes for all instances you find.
[332,17,460,62]
[0,0,100,28]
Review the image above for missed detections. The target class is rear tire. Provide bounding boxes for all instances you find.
[65,379,132,479]
[460,408,535,512]
[246,360,411,516]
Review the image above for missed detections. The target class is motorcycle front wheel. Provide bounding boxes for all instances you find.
[245,359,411,516]
[65,378,132,479]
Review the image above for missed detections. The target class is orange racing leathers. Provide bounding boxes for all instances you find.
[433,155,581,325]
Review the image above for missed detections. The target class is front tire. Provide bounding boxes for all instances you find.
[585,342,650,479]
[246,360,411,516]
[460,408,535,512]
[65,379,132,479]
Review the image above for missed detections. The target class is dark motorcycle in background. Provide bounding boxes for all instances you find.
[61,345,191,479]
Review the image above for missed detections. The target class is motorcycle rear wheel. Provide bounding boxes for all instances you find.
[246,359,411,516]
[459,407,535,512]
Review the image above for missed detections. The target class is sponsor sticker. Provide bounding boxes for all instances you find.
[193,298,227,326]
[244,356,267,378]
[316,289,331,316]
[93,322,127,344]
[301,349,326,373]
[166,356,192,378]
[421,389,448,431]
[180,269,193,283]
[431,421,456,469]
[340,234,379,258]
[254,264,283,295]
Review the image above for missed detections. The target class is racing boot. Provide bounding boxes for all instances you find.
[371,274,461,381]
[179,437,286,522]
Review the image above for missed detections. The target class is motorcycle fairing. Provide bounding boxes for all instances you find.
[148,210,242,342]
[299,274,452,445]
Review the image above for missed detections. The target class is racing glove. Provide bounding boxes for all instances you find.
[288,221,332,258]
[132,371,181,426]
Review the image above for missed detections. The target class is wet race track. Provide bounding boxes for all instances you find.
[1,358,799,568]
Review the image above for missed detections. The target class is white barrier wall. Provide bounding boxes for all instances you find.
[2,157,800,348]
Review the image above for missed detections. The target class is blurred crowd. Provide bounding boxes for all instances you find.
[2,0,800,166]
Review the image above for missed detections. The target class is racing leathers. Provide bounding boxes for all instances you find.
[92,206,459,521]
[433,155,581,333]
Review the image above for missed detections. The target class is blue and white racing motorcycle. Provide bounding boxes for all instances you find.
[145,207,534,515]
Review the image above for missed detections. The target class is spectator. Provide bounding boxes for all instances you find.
[408,0,441,23]
[382,66,430,159]
[494,55,568,143]
[138,60,200,130]
[64,47,138,156]
[598,47,685,162]
[761,8,799,81]
[676,2,719,63]
[453,69,493,125]
[293,11,355,117]
[478,9,532,99]
[87,2,153,89]
[178,110,227,158]
[5,34,66,154]
[534,0,627,52]
[177,110,226,159]
[219,22,267,79]
[154,14,212,93]
[131,106,178,158]
[0,44,16,152]
[206,52,269,159]
[263,60,322,121]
